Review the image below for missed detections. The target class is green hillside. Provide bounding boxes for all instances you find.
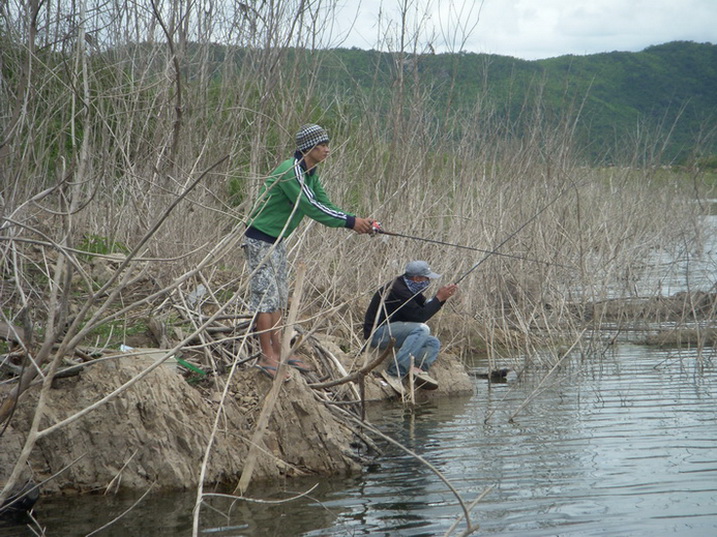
[320,41,717,165]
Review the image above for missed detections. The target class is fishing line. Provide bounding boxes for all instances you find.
[454,181,577,284]
[376,228,569,269]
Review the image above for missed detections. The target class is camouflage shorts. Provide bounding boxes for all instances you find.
[243,237,288,313]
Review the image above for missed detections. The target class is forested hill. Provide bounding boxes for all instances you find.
[322,41,717,166]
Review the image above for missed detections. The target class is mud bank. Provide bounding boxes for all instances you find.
[0,337,473,497]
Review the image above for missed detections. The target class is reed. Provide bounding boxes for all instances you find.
[2,1,710,346]
[2,0,711,362]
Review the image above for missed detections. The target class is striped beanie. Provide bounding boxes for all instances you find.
[296,124,329,152]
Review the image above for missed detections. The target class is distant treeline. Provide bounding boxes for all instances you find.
[312,41,717,167]
[141,39,716,167]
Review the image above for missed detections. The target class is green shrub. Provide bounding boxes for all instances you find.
[77,234,129,258]
[697,154,717,171]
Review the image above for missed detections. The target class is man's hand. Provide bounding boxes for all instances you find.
[352,217,375,234]
[436,283,458,302]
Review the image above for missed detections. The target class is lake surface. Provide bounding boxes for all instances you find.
[2,345,715,537]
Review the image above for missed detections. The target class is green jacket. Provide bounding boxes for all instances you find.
[248,157,355,239]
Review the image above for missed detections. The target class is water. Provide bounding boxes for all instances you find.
[3,345,715,536]
[580,213,717,299]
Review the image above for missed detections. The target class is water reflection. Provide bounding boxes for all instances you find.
[2,346,716,537]
[316,398,475,537]
[310,346,717,537]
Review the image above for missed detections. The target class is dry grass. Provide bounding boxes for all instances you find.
[1,1,710,357]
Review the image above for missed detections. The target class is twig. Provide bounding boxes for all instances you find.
[203,483,319,505]
[442,486,494,537]
[0,454,86,516]
[235,264,306,495]
[343,413,486,534]
[192,312,259,537]
[307,342,393,389]
[507,329,586,422]
[85,482,156,537]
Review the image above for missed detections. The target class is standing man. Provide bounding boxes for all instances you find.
[245,124,374,379]
[363,260,458,388]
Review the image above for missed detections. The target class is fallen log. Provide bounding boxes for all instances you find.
[307,342,394,390]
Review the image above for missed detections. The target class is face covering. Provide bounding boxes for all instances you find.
[404,276,430,295]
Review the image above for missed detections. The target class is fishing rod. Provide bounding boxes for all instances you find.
[374,227,570,269]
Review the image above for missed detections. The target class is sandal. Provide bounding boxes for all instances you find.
[287,358,312,373]
[254,364,290,382]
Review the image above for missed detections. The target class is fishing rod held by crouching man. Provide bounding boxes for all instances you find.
[370,221,570,270]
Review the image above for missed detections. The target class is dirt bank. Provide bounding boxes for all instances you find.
[1,336,473,497]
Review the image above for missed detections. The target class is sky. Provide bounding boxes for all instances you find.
[333,0,717,60]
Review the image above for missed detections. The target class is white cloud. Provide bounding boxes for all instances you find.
[334,0,717,59]
[474,0,717,58]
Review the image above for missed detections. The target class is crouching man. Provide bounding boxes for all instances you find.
[363,260,457,389]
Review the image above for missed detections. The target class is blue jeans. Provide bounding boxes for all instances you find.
[370,322,440,378]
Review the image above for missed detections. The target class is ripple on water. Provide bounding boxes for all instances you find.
[334,346,717,537]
